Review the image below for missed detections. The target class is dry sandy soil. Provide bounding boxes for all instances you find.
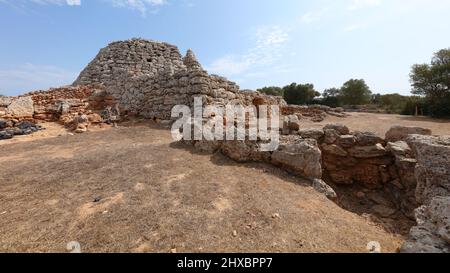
[0,113,448,253]
[303,112,450,136]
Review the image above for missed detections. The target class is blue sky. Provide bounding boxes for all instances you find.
[0,0,449,96]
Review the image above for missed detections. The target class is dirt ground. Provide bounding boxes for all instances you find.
[1,113,448,253]
[302,112,450,136]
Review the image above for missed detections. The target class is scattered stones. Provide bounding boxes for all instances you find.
[272,213,281,219]
[0,120,43,140]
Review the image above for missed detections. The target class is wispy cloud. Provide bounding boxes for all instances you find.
[0,64,77,95]
[109,0,167,16]
[30,0,80,6]
[0,0,168,15]
[300,7,330,24]
[348,0,382,10]
[208,25,290,78]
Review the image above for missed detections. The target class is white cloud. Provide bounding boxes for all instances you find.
[300,7,329,24]
[208,26,290,77]
[30,0,81,6]
[0,64,77,95]
[110,0,167,15]
[348,0,382,10]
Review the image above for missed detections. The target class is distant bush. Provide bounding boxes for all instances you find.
[283,83,320,105]
[257,86,283,97]
[258,83,320,105]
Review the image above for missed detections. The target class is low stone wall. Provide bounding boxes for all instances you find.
[180,120,450,253]
[0,85,115,137]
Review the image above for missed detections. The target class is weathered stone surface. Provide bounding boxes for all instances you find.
[0,119,7,130]
[386,126,432,142]
[298,128,324,140]
[5,96,34,117]
[355,131,384,146]
[401,224,449,253]
[312,179,337,200]
[401,135,450,253]
[194,140,222,154]
[328,170,353,185]
[348,144,387,158]
[287,115,301,132]
[429,197,450,243]
[324,129,339,144]
[338,135,356,148]
[321,143,348,157]
[407,135,450,204]
[221,140,270,163]
[271,137,322,179]
[386,141,412,157]
[323,124,350,135]
[402,198,450,253]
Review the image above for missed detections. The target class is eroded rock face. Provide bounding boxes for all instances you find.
[401,135,450,253]
[407,135,450,204]
[401,197,450,253]
[385,126,432,143]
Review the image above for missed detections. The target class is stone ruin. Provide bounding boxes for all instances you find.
[0,38,341,139]
[0,38,449,253]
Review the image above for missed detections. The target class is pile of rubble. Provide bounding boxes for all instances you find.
[0,120,43,140]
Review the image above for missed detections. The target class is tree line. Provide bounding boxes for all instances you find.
[257,48,450,118]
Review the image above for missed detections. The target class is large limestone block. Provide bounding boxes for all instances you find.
[6,96,34,117]
[271,137,322,179]
[385,126,432,142]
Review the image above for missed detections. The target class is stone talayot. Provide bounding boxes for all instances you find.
[71,38,285,121]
